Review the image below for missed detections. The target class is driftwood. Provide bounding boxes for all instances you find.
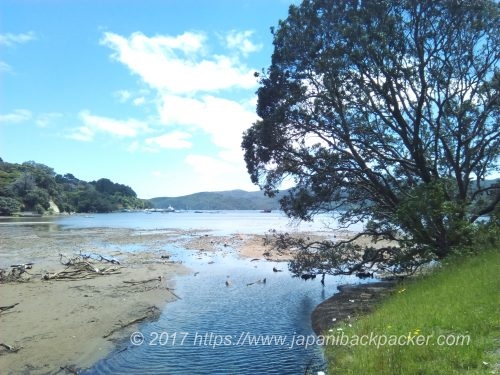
[60,253,120,267]
[44,254,122,280]
[0,303,19,314]
[11,263,34,270]
[95,254,120,264]
[103,306,160,339]
[0,342,22,353]
[246,278,267,286]
[0,263,34,283]
[120,278,181,299]
[43,265,121,281]
[122,277,162,285]
[59,365,79,374]
[166,288,182,300]
[119,277,163,292]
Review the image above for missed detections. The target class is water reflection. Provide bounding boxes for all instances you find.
[0,216,61,231]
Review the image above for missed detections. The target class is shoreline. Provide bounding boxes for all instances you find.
[311,281,398,336]
[0,226,189,375]
[1,223,382,374]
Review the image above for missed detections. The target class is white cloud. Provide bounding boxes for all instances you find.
[133,97,146,106]
[0,31,36,46]
[68,125,94,142]
[101,31,257,94]
[184,153,256,193]
[68,110,150,141]
[36,112,63,128]
[99,29,262,194]
[225,30,262,56]
[159,94,257,150]
[145,131,192,150]
[114,90,132,102]
[0,109,32,123]
[0,61,12,73]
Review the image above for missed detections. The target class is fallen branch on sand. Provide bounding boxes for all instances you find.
[166,287,182,300]
[103,306,160,339]
[93,254,120,265]
[0,264,34,283]
[43,266,121,281]
[122,277,162,285]
[0,303,19,314]
[0,342,22,353]
[43,253,123,280]
[60,252,120,266]
[59,365,79,374]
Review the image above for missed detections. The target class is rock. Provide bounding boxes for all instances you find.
[311,281,397,336]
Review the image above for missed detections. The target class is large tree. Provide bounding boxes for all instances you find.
[242,0,499,276]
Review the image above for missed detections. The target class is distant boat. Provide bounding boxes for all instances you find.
[261,209,272,213]
[146,205,175,213]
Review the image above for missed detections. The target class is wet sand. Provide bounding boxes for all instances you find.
[0,223,374,374]
[0,226,191,375]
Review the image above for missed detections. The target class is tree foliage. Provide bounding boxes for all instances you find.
[242,0,499,275]
[0,159,150,214]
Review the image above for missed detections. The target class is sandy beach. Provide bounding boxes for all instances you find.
[0,224,302,374]
[0,226,193,375]
[0,222,370,374]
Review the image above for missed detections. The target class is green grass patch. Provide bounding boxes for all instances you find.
[324,248,500,374]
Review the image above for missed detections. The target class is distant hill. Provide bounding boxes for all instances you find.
[150,189,284,210]
[150,177,500,212]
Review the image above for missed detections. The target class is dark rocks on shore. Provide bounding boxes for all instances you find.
[311,281,398,336]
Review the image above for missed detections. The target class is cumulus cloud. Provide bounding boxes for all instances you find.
[100,30,262,192]
[133,97,146,106]
[225,30,262,56]
[68,110,150,141]
[0,109,32,123]
[0,31,36,46]
[100,31,257,94]
[158,94,257,151]
[184,154,252,192]
[114,90,132,102]
[145,131,192,150]
[36,112,63,128]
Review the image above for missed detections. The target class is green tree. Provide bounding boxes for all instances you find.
[24,187,51,213]
[0,197,22,215]
[242,0,499,276]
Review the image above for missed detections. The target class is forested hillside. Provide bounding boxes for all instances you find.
[0,158,151,215]
[150,189,283,210]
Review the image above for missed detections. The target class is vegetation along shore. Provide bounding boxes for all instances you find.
[321,248,500,374]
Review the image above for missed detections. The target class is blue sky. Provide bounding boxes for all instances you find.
[0,0,298,198]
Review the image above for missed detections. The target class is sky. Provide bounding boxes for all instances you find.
[0,0,298,198]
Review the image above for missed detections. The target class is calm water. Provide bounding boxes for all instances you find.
[55,210,362,235]
[2,211,363,374]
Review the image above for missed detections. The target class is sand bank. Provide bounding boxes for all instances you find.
[0,226,189,375]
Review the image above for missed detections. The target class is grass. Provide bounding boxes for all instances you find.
[324,247,500,374]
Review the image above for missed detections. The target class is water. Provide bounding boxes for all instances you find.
[53,210,360,235]
[1,210,363,235]
[2,211,363,374]
[83,245,358,375]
